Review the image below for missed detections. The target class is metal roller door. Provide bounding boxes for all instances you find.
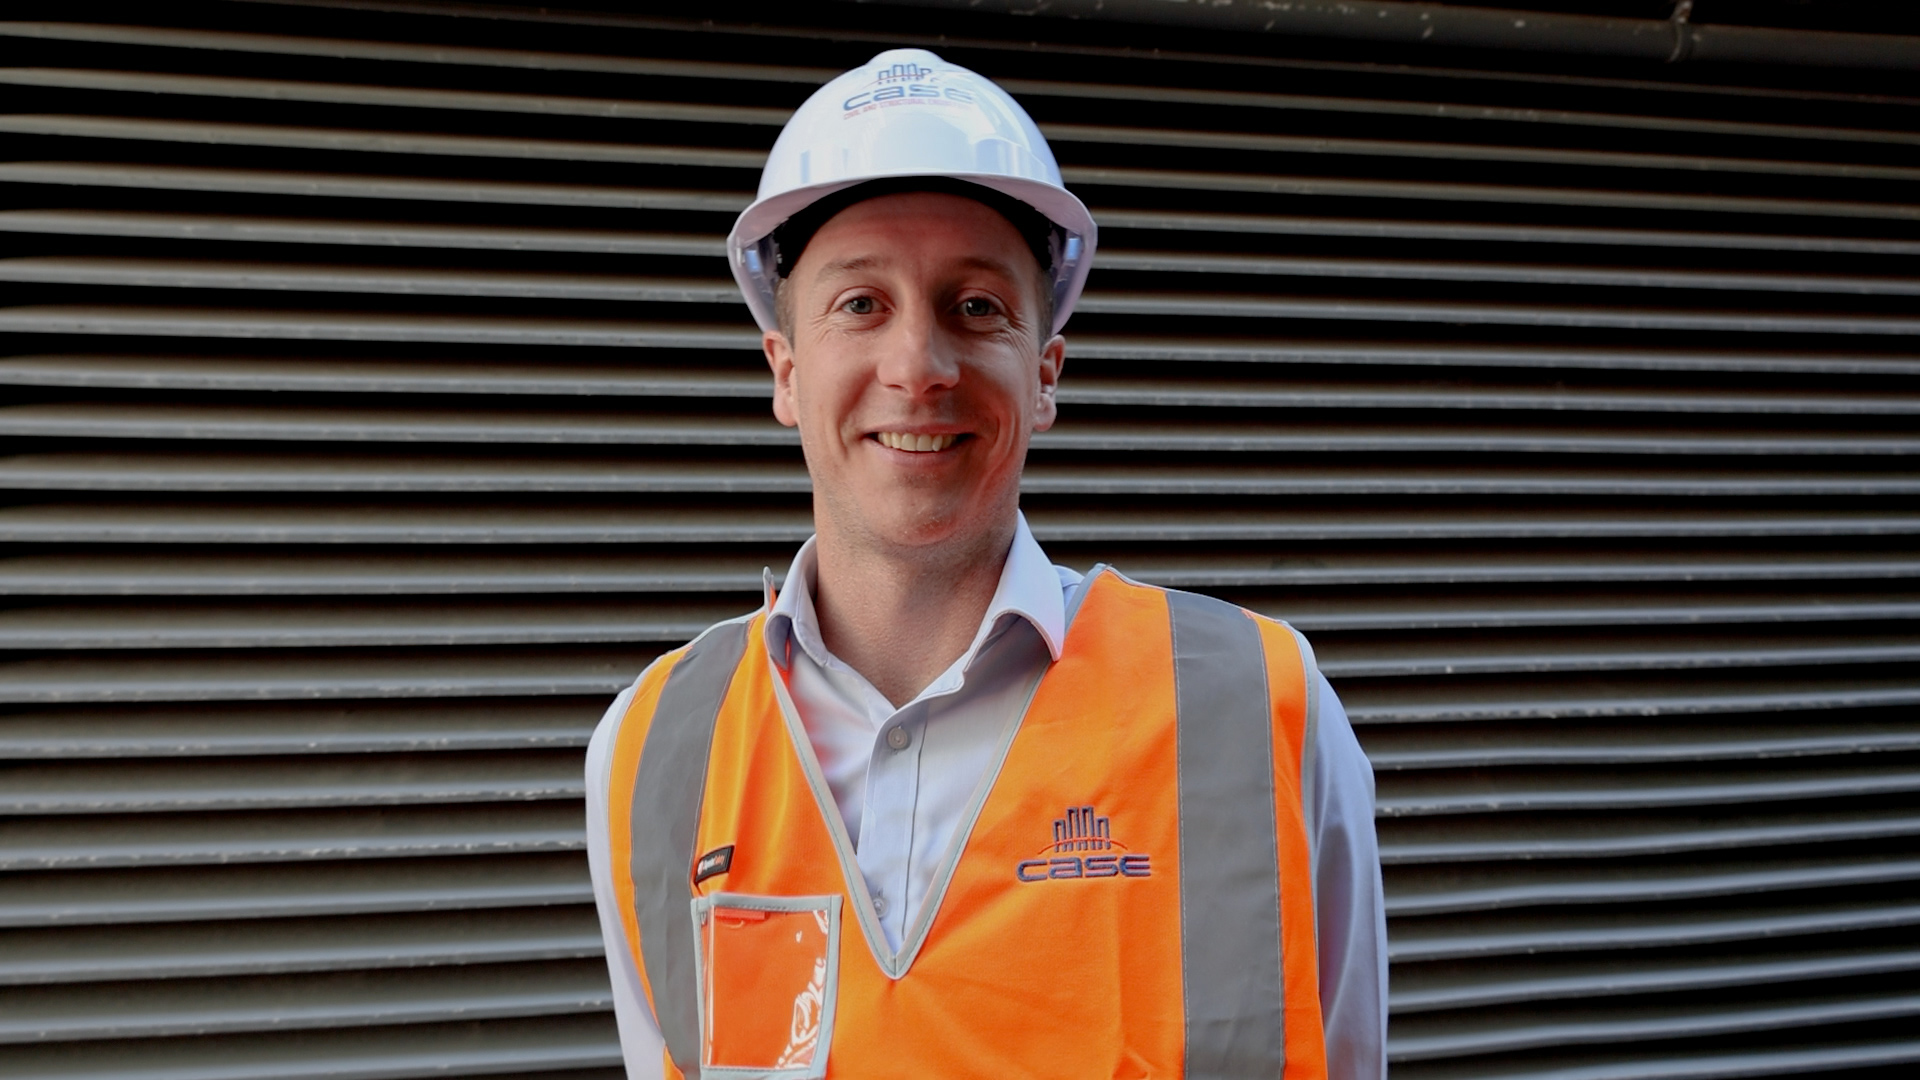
[2,1,1917,1076]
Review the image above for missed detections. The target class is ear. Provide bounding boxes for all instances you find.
[1032,333,1066,432]
[764,329,799,428]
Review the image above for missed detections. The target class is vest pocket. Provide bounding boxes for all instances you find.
[690,893,842,1079]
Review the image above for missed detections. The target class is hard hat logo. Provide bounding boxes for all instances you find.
[841,82,976,116]
[874,61,935,83]
[727,48,1097,337]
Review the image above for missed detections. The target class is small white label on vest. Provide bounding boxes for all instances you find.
[694,844,734,884]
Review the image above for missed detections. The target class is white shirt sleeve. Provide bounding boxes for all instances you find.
[585,683,667,1080]
[1310,672,1389,1080]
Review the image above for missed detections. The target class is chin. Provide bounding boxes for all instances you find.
[864,495,992,549]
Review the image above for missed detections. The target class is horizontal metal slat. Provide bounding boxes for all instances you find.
[1386,849,1920,917]
[1,905,601,988]
[0,753,584,814]
[1344,672,1920,723]
[1390,933,1920,1006]
[0,258,743,302]
[7,356,1918,416]
[1375,759,1920,816]
[0,19,835,85]
[1391,893,1920,962]
[1362,717,1920,769]
[0,502,820,544]
[1108,551,1920,588]
[1005,77,1920,147]
[0,803,586,870]
[1380,808,1920,864]
[1096,208,1920,256]
[15,304,1920,354]
[1253,590,1920,631]
[0,551,788,594]
[1391,939,1920,1014]
[16,207,1920,262]
[13,295,1920,339]
[3,647,1909,710]
[7,589,1913,650]
[0,160,754,211]
[9,403,1916,455]
[8,453,1915,497]
[1390,1033,1920,1080]
[0,67,790,126]
[13,150,1913,229]
[1073,292,1920,336]
[0,401,794,443]
[9,548,1915,595]
[0,404,797,446]
[1094,250,1920,297]
[0,905,602,984]
[4,503,1913,544]
[0,599,744,649]
[1065,337,1920,376]
[0,305,763,346]
[0,114,768,169]
[0,959,611,1044]
[1043,121,1920,182]
[0,210,727,256]
[0,699,597,757]
[0,452,812,493]
[1389,983,1920,1063]
[0,648,651,704]
[1063,165,1920,221]
[0,853,591,927]
[0,1014,621,1080]
[1325,630,1920,678]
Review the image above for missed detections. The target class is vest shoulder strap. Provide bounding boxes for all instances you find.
[626,614,756,1077]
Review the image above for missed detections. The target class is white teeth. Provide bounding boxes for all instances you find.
[879,432,955,452]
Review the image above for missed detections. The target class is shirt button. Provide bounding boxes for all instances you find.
[886,726,910,751]
[872,892,888,916]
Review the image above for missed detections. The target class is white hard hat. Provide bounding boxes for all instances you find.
[728,48,1097,337]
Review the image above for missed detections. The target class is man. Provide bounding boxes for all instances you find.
[587,49,1386,1079]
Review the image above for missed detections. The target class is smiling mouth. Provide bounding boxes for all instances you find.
[874,432,963,453]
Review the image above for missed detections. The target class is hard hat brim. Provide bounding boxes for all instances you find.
[727,172,1098,337]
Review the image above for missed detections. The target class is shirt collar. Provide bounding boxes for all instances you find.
[765,511,1066,674]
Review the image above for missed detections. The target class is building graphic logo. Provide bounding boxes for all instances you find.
[1016,805,1153,881]
[876,61,934,83]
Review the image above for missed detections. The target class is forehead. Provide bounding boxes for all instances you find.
[796,191,1034,279]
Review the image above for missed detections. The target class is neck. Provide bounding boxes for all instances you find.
[809,514,1016,709]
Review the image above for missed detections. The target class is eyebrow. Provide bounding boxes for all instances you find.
[953,254,1026,283]
[813,255,884,278]
[813,253,1026,283]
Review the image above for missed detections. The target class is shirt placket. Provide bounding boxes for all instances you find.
[855,696,926,951]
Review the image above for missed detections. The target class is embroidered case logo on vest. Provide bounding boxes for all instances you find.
[1015,804,1153,882]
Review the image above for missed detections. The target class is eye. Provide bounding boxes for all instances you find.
[843,296,876,315]
[959,297,995,317]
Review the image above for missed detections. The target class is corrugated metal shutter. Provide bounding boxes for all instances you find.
[3,2,1917,1076]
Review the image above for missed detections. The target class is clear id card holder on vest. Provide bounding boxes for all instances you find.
[690,893,842,1079]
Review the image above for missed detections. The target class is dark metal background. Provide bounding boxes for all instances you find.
[2,1,1918,1076]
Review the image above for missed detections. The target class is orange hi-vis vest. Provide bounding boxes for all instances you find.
[604,568,1327,1079]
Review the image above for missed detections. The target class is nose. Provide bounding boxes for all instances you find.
[874,295,959,397]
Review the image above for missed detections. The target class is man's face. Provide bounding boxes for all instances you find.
[763,191,1065,556]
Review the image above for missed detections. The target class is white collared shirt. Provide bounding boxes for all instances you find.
[586,513,1387,1079]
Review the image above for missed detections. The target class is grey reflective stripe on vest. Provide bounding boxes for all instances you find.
[629,618,752,1078]
[1168,589,1288,1077]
